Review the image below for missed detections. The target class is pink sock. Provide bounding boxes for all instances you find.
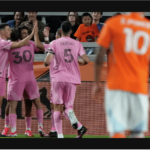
[65,108,72,115]
[25,117,31,129]
[77,122,82,130]
[9,114,17,128]
[51,110,56,131]
[36,109,43,127]
[63,111,70,120]
[53,111,63,134]
[5,115,9,127]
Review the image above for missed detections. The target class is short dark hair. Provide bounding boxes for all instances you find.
[10,28,20,41]
[0,23,9,31]
[81,12,93,25]
[56,28,61,37]
[81,12,93,20]
[18,25,31,39]
[61,21,72,35]
[14,12,24,17]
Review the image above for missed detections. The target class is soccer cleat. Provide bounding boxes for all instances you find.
[76,126,87,138]
[25,130,34,137]
[112,133,126,138]
[7,131,18,137]
[68,110,78,129]
[1,127,9,136]
[38,126,49,137]
[49,131,58,138]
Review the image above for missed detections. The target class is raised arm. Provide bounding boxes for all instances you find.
[34,23,45,51]
[10,22,37,49]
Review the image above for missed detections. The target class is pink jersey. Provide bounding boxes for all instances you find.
[49,37,85,85]
[28,40,39,52]
[7,40,43,78]
[0,38,12,78]
[8,44,36,82]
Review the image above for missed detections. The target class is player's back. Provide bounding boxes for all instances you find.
[50,37,85,85]
[100,12,150,94]
[8,44,35,82]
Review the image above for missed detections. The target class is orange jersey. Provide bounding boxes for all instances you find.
[74,23,99,42]
[97,12,150,94]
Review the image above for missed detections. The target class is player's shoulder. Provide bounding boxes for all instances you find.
[50,39,57,45]
[105,14,123,24]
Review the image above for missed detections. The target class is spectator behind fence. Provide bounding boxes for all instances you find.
[20,12,46,42]
[6,12,25,29]
[92,12,104,32]
[66,12,80,39]
[74,12,99,42]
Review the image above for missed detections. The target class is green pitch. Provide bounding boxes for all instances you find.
[0,135,150,138]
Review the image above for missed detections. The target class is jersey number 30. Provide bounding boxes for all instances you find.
[124,27,149,55]
[12,50,32,64]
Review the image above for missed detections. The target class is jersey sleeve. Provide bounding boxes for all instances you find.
[49,41,55,55]
[0,40,13,50]
[93,24,99,37]
[78,42,86,57]
[74,25,81,39]
[96,20,113,49]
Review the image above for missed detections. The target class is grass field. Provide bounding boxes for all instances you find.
[0,134,150,138]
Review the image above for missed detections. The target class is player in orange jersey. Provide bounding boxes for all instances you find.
[93,12,150,138]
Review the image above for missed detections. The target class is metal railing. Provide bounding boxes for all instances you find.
[34,42,107,62]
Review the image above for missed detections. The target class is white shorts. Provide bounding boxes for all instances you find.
[105,88,149,133]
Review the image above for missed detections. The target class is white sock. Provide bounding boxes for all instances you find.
[5,125,10,128]
[67,109,78,125]
[26,128,31,131]
[11,127,16,132]
[38,124,43,128]
[51,130,56,132]
[58,134,64,138]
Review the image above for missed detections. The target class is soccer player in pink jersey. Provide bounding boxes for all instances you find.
[0,23,37,136]
[35,21,89,138]
[1,25,47,137]
[4,27,45,137]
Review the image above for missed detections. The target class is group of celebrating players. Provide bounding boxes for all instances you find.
[0,19,89,138]
[0,11,150,138]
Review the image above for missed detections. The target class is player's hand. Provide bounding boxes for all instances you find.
[91,84,101,102]
[78,59,85,66]
[43,27,50,37]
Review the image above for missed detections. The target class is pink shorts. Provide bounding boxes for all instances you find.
[0,77,6,96]
[51,82,76,109]
[7,80,40,101]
